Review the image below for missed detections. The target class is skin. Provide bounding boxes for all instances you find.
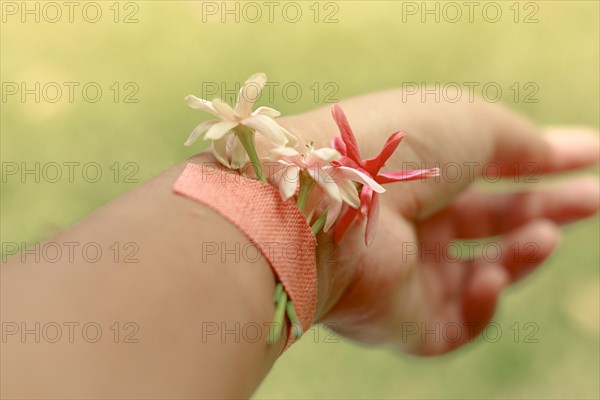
[1,89,599,398]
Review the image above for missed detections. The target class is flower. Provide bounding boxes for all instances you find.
[269,145,385,232]
[184,73,298,168]
[331,104,440,245]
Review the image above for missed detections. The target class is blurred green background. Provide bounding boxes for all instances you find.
[1,1,598,398]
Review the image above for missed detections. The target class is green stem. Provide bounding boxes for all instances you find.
[273,283,283,303]
[286,301,303,339]
[310,209,328,235]
[236,126,266,183]
[296,171,316,212]
[268,290,288,344]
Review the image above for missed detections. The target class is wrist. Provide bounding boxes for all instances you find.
[312,229,364,325]
[274,115,366,325]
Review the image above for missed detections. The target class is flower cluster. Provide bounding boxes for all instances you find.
[185,73,439,342]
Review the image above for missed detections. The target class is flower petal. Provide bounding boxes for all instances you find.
[242,115,288,147]
[235,73,267,118]
[205,120,238,140]
[185,95,220,117]
[333,206,359,243]
[230,136,250,168]
[363,131,405,174]
[323,199,342,233]
[269,147,304,166]
[278,165,300,201]
[252,106,281,118]
[360,186,373,216]
[281,126,299,148]
[303,186,323,221]
[308,168,342,203]
[184,120,218,146]
[337,179,360,208]
[377,167,440,184]
[332,155,362,170]
[331,104,362,164]
[305,147,341,167]
[212,136,230,167]
[327,166,386,193]
[331,136,347,155]
[211,98,237,121]
[365,192,380,246]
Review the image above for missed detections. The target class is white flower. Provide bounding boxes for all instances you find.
[184,73,298,167]
[269,146,385,232]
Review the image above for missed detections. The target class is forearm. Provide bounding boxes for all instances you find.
[1,155,285,399]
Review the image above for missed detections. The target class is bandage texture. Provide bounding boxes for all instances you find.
[173,154,317,350]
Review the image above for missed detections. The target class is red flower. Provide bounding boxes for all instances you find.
[331,104,439,245]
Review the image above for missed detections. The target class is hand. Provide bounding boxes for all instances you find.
[280,89,599,355]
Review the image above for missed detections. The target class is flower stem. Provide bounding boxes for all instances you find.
[273,283,283,303]
[286,301,303,339]
[311,209,328,235]
[268,290,287,344]
[236,126,266,183]
[296,171,315,212]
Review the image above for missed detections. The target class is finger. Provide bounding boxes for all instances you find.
[490,127,600,178]
[543,127,600,169]
[448,177,599,239]
[460,219,559,340]
[460,263,509,342]
[495,219,560,282]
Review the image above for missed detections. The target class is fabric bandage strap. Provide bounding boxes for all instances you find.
[173,153,318,349]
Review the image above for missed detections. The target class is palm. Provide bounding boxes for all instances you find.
[321,195,491,355]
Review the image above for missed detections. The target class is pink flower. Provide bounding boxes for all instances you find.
[268,146,384,232]
[331,104,439,245]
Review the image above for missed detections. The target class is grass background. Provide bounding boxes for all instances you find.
[1,1,598,398]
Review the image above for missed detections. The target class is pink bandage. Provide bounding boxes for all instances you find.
[173,153,317,349]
